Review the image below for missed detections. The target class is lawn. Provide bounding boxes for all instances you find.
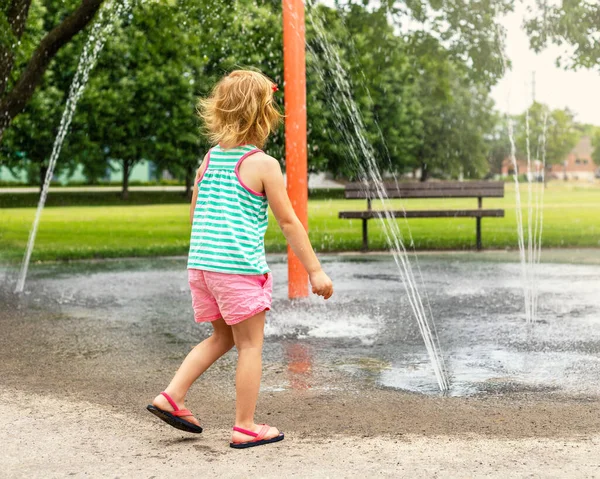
[1,182,598,263]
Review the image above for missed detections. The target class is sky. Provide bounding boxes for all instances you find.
[318,0,600,126]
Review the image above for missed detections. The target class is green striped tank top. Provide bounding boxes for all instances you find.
[187,144,270,275]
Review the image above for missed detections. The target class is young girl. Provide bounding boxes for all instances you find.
[147,69,333,449]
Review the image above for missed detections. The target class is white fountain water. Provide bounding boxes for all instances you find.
[507,118,528,310]
[497,21,548,325]
[507,109,548,324]
[532,114,548,320]
[306,9,449,392]
[14,0,131,294]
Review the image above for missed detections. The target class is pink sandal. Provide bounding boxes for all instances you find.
[146,392,203,434]
[230,424,284,449]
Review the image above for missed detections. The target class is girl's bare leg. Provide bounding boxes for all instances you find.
[152,318,234,425]
[230,311,279,442]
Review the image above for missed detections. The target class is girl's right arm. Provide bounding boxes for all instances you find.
[261,157,333,299]
[190,154,209,225]
[190,180,199,225]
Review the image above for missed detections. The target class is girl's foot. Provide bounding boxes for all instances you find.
[231,423,280,444]
[152,393,201,427]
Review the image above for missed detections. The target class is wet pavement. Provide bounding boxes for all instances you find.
[3,250,600,399]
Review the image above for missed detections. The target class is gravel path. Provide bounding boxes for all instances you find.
[4,388,600,478]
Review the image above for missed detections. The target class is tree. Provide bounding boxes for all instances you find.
[0,0,105,140]
[70,0,207,199]
[69,0,284,199]
[305,4,420,178]
[0,0,105,187]
[593,131,600,167]
[0,78,65,189]
[306,4,497,181]
[406,34,495,181]
[523,1,600,176]
[525,1,600,71]
[514,103,579,169]
[1,0,285,193]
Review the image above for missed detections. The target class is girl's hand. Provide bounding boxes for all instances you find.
[309,270,333,299]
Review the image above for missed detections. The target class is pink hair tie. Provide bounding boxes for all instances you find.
[272,84,279,92]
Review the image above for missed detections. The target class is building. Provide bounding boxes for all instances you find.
[501,157,544,181]
[501,135,598,181]
[0,159,160,185]
[549,136,597,181]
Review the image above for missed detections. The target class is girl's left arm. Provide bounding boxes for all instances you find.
[261,155,333,299]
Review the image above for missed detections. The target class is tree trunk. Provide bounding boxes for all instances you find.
[39,164,48,193]
[184,166,193,200]
[420,162,429,182]
[121,160,130,200]
[0,0,105,141]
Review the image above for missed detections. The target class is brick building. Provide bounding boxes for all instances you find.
[501,135,598,181]
[501,157,544,181]
[549,136,597,181]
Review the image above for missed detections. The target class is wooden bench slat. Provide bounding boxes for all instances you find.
[339,209,505,219]
[344,181,504,191]
[344,181,505,199]
[345,190,505,199]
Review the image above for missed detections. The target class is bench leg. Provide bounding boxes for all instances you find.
[476,217,482,250]
[362,219,369,251]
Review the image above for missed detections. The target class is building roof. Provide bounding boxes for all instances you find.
[571,135,593,158]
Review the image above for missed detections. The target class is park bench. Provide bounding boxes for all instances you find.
[338,181,505,251]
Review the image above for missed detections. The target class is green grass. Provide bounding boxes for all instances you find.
[1,182,598,263]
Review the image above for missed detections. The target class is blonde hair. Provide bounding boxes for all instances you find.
[198,69,282,149]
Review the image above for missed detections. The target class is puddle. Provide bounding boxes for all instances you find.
[3,253,600,397]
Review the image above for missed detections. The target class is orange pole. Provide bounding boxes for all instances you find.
[283,0,309,298]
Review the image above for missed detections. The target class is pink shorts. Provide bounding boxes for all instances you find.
[188,269,273,326]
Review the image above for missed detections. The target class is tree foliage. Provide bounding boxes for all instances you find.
[305,4,420,177]
[306,4,497,180]
[0,79,65,187]
[70,0,207,199]
[406,33,495,180]
[1,0,513,191]
[525,0,600,71]
[336,0,514,88]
